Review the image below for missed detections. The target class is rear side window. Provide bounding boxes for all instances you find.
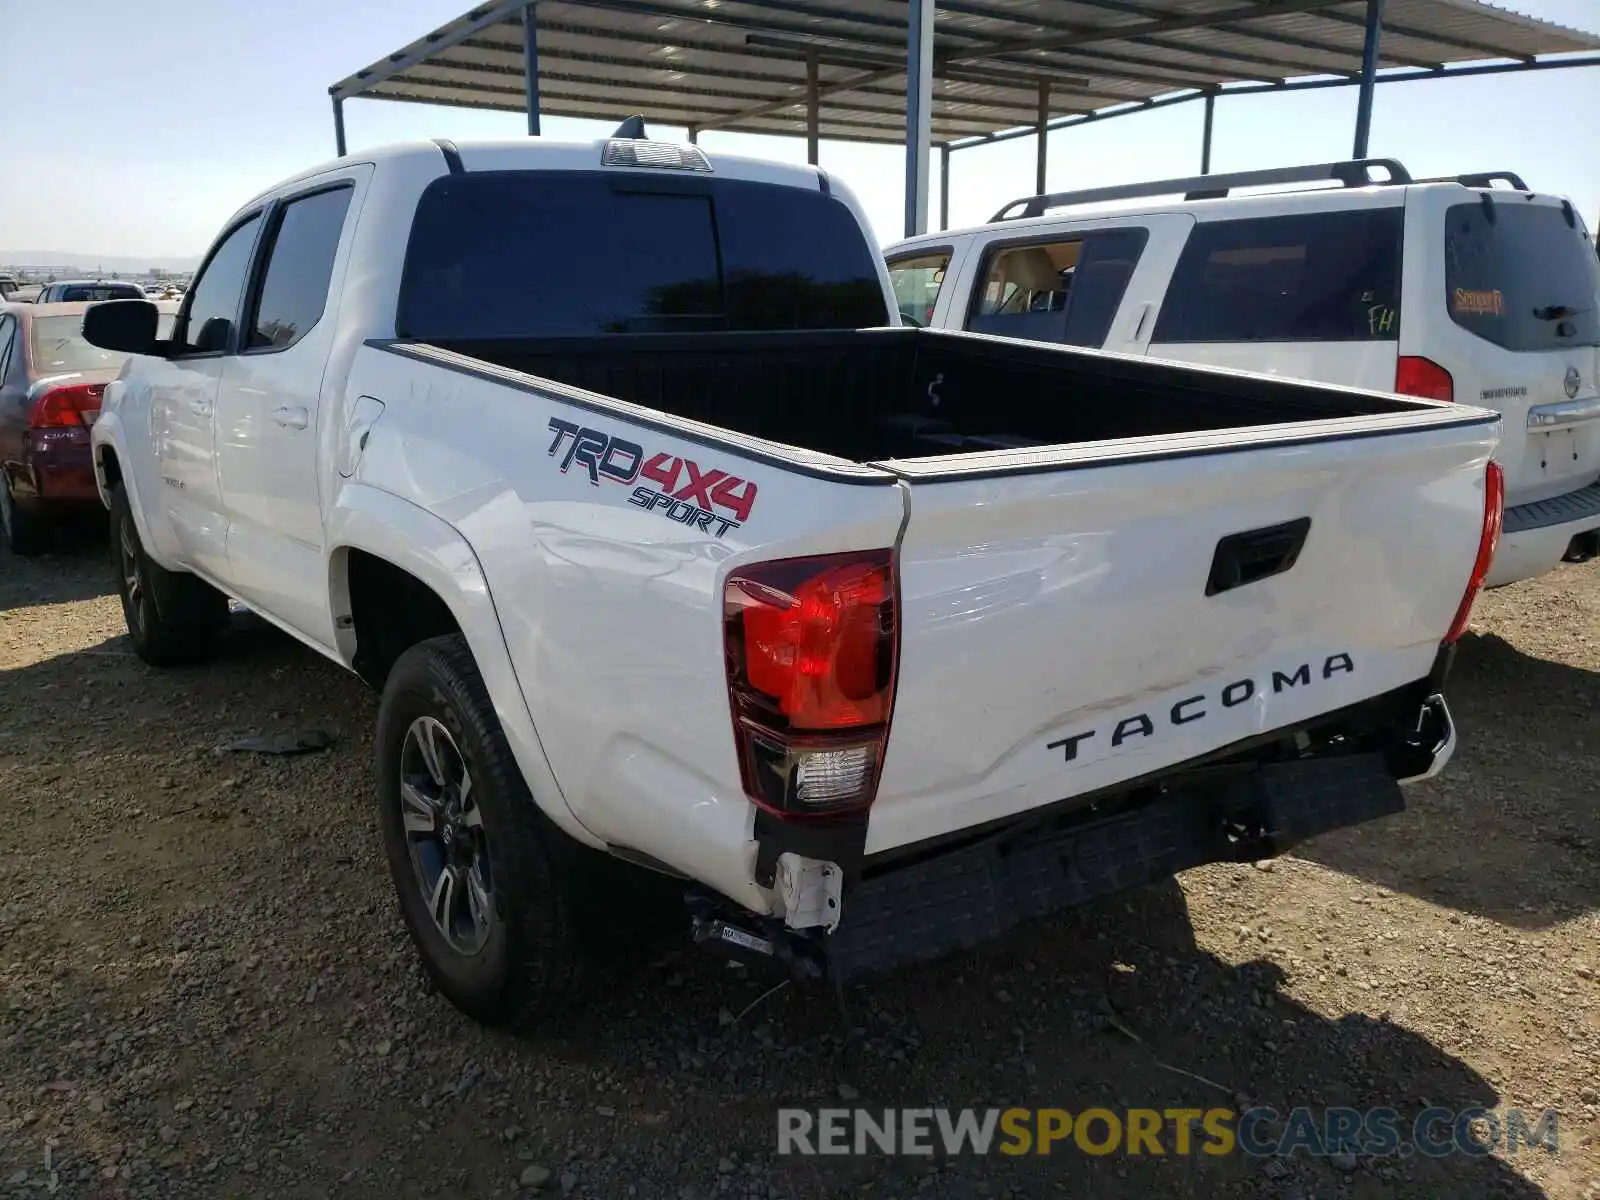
[248,186,353,351]
[1152,208,1403,344]
[398,172,889,339]
[966,228,1148,347]
[886,250,950,327]
[1444,201,1600,352]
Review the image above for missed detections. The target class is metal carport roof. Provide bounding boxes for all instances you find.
[329,0,1600,232]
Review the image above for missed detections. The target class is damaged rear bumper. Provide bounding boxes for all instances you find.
[690,677,1456,982]
[824,691,1454,981]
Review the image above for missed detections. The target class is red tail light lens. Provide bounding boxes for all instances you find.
[1395,356,1454,403]
[724,550,898,819]
[1443,461,1504,645]
[28,383,106,428]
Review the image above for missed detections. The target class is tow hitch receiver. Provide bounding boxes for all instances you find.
[697,918,775,958]
[686,893,826,980]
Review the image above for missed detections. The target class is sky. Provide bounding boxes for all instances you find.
[2,0,1597,263]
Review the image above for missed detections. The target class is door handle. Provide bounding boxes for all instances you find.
[273,405,310,430]
[1126,302,1153,342]
[1206,517,1312,596]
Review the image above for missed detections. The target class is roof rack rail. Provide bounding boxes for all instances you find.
[1411,170,1529,191]
[989,158,1413,222]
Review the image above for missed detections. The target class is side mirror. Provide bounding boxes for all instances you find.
[83,299,161,355]
[194,316,231,353]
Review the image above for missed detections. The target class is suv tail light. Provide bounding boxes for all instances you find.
[723,550,898,819]
[28,382,106,428]
[1395,356,1454,403]
[1443,461,1504,645]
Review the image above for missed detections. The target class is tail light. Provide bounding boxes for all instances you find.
[28,382,106,428]
[1442,461,1504,645]
[723,549,898,819]
[1395,356,1454,403]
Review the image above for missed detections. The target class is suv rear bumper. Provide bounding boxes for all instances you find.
[1487,477,1600,587]
[825,691,1453,981]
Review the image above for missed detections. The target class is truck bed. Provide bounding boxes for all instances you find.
[426,327,1422,463]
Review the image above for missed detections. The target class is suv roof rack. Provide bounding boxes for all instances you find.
[990,158,1413,222]
[1410,170,1529,191]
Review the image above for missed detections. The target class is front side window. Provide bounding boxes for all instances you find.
[248,186,354,351]
[1152,208,1403,344]
[1444,201,1600,352]
[175,214,263,355]
[398,172,889,340]
[887,251,950,327]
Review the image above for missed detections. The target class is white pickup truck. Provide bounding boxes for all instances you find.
[85,131,1503,1023]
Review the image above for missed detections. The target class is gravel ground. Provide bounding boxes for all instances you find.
[0,535,1596,1200]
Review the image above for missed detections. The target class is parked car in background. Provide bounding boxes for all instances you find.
[887,159,1600,587]
[87,134,1500,1025]
[35,280,146,304]
[0,276,19,300]
[0,300,175,553]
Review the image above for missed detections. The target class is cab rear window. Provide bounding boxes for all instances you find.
[398,171,890,339]
[1152,208,1403,344]
[1444,201,1600,352]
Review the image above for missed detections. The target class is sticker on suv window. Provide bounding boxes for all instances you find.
[1452,288,1505,318]
[546,417,758,538]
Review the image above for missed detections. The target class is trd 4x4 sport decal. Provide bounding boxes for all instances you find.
[546,417,759,538]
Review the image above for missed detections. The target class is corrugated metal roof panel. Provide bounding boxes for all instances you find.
[332,0,1600,144]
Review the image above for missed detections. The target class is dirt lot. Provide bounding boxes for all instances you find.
[0,536,1596,1200]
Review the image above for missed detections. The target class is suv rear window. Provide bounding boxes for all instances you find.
[1444,201,1600,352]
[54,283,145,303]
[398,172,889,339]
[29,313,170,373]
[1152,208,1403,344]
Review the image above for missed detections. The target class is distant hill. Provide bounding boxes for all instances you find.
[0,251,201,275]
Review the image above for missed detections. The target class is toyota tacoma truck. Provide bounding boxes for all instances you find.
[84,129,1503,1024]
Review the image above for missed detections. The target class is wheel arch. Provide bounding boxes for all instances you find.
[91,418,178,570]
[326,483,600,849]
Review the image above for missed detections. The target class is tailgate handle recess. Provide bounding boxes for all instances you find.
[1206,517,1311,597]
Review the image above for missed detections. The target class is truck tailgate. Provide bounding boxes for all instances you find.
[867,407,1500,854]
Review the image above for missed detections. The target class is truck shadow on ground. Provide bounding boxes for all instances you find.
[0,867,1554,1199]
[1298,631,1599,931]
[513,880,1553,1199]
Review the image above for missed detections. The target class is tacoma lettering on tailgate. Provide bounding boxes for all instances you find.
[1047,653,1355,764]
[546,417,758,538]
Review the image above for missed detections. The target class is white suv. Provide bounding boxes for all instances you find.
[887,159,1600,587]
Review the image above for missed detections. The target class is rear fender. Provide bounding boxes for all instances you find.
[326,482,599,848]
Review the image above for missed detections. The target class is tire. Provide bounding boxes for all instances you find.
[0,474,48,557]
[375,634,590,1025]
[109,483,228,665]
